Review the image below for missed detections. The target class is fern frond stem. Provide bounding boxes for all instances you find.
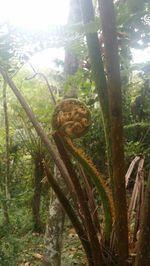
[63,136,115,241]
[53,132,103,265]
[79,165,101,237]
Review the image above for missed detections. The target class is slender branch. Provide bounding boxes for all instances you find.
[27,63,56,105]
[0,67,97,265]
[0,68,74,205]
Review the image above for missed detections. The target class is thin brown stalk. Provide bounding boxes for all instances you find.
[53,132,103,266]
[27,63,56,105]
[79,165,101,238]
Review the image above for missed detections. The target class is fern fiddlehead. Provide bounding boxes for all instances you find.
[52,99,115,239]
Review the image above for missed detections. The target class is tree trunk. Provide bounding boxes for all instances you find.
[44,2,85,265]
[79,0,129,264]
[43,170,65,266]
[79,0,112,179]
[98,1,129,265]
[32,154,43,232]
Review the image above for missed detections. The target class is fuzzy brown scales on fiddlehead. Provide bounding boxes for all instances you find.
[52,99,91,139]
[52,99,115,224]
[64,136,115,222]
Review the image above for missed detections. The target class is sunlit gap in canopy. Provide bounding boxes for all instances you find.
[131,47,150,64]
[0,0,70,69]
[0,0,70,30]
[1,1,149,69]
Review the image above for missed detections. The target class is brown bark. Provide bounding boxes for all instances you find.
[79,0,128,264]
[98,1,129,265]
[134,172,150,266]
[79,0,112,179]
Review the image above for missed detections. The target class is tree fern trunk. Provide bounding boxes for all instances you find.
[98,1,129,265]
[79,0,113,179]
[43,176,65,266]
